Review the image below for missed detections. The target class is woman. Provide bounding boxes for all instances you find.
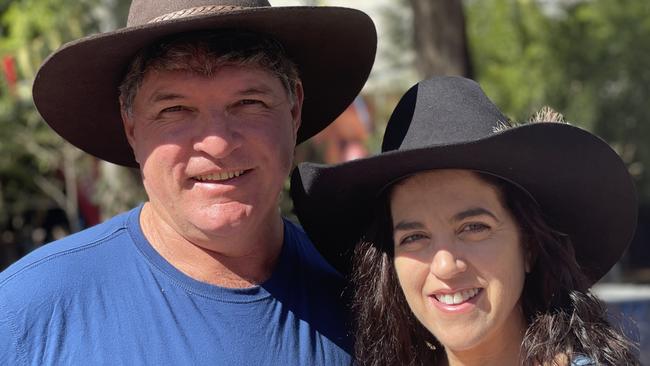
[290,77,640,365]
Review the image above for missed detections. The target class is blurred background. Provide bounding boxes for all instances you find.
[1,0,649,358]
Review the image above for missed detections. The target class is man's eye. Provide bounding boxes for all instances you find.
[161,106,185,113]
[238,99,264,106]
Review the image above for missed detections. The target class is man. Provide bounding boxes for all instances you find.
[0,0,376,364]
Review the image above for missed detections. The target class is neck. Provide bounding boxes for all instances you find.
[139,202,284,288]
[444,307,527,366]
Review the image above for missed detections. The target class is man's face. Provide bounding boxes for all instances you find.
[122,65,302,250]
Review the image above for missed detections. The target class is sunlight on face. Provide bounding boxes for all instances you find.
[122,65,301,253]
[391,170,528,359]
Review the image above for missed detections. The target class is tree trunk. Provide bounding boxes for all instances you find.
[408,0,473,78]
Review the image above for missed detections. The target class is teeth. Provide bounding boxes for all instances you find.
[434,288,480,305]
[195,170,244,182]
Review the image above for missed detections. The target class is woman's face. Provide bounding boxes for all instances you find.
[391,169,528,357]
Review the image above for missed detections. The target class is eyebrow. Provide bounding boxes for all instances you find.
[393,207,499,232]
[237,86,274,96]
[148,85,276,105]
[149,92,186,104]
[452,207,498,222]
[393,220,426,232]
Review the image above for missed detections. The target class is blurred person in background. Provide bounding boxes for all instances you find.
[311,96,373,163]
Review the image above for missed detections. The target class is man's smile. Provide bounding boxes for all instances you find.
[192,169,250,182]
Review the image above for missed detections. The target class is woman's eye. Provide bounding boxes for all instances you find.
[461,223,490,233]
[399,233,428,245]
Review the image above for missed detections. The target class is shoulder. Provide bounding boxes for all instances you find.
[0,208,136,297]
[281,218,349,311]
[283,218,344,280]
[279,219,354,353]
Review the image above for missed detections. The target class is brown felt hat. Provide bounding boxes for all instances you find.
[291,76,637,284]
[32,0,377,167]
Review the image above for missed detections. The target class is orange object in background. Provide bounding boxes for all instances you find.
[2,55,18,90]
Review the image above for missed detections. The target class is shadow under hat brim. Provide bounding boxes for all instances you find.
[291,122,637,284]
[33,6,376,167]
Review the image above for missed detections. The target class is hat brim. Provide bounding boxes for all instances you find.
[291,122,637,284]
[33,6,376,167]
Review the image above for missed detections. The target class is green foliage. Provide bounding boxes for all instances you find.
[1,0,93,214]
[553,0,650,200]
[0,0,131,256]
[466,0,560,122]
[465,0,650,202]
[380,0,414,71]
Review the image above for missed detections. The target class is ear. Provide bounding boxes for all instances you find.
[290,81,304,135]
[120,97,139,163]
[524,247,533,274]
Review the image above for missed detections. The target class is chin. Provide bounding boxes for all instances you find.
[429,326,487,353]
[439,338,482,353]
[198,216,249,233]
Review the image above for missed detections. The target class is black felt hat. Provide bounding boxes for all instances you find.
[32,0,377,167]
[291,76,637,283]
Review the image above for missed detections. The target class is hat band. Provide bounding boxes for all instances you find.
[148,5,248,23]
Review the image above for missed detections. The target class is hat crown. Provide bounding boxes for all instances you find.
[127,0,271,26]
[381,76,509,152]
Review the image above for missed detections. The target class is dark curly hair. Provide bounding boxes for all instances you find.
[351,172,639,366]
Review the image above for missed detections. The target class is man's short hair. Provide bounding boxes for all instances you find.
[119,30,300,116]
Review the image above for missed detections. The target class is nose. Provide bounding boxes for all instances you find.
[430,248,467,280]
[193,113,242,159]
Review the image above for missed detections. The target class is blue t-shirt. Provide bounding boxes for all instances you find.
[0,206,352,365]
